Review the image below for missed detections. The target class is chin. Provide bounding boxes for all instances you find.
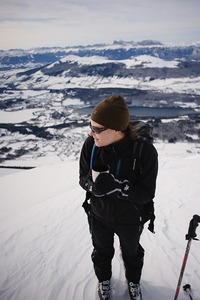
[94,139,103,147]
[94,140,100,146]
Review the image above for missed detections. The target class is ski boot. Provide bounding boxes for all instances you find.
[98,280,111,300]
[128,282,142,300]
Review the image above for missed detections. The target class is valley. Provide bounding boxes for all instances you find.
[0,41,199,166]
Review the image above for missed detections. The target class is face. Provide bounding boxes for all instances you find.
[89,120,125,147]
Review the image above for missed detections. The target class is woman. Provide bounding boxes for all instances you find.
[79,95,158,300]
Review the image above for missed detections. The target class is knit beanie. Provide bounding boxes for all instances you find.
[91,95,130,131]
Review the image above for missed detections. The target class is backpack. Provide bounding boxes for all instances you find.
[130,121,155,233]
[82,120,156,233]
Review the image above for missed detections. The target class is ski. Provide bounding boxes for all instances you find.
[183,284,193,300]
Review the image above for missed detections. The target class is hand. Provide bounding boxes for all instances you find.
[92,173,130,198]
[93,173,117,196]
[82,172,94,193]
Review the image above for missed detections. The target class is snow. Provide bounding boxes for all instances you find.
[62,98,82,106]
[2,52,200,96]
[58,54,178,69]
[60,55,110,65]
[0,141,200,300]
[24,70,200,96]
[124,55,179,69]
[0,109,44,123]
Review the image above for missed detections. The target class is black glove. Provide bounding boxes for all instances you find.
[92,172,130,198]
[83,173,94,193]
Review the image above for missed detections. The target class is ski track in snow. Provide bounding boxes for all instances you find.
[0,142,200,300]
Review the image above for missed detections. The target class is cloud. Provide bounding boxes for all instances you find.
[0,0,200,49]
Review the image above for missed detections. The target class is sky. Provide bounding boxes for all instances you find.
[0,0,200,50]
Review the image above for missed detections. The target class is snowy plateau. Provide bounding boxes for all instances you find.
[0,41,200,300]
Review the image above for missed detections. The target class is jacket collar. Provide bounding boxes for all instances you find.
[104,136,132,156]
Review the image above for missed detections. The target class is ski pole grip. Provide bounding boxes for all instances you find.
[185,214,200,240]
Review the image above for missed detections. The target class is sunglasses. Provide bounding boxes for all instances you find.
[90,122,108,134]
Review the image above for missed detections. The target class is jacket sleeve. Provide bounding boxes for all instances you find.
[119,142,158,204]
[79,136,94,192]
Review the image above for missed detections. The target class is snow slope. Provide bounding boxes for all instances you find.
[0,142,200,300]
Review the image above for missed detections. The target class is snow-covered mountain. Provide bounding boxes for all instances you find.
[0,141,200,300]
[1,40,200,67]
[0,40,200,166]
[0,42,200,299]
[1,41,200,105]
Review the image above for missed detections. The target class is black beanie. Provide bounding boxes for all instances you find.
[91,95,130,131]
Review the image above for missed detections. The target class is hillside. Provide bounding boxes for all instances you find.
[0,141,200,300]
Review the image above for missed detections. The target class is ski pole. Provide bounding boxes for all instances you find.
[174,214,200,300]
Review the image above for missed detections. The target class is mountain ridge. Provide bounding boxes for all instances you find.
[1,40,200,70]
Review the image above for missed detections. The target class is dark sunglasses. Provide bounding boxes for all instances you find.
[90,122,108,134]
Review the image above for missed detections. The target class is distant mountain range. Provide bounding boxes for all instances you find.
[1,40,200,69]
[1,40,200,106]
[0,40,200,165]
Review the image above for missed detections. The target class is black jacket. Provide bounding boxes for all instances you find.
[79,135,158,225]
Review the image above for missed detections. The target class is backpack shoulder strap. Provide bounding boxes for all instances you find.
[132,140,144,172]
[90,143,96,170]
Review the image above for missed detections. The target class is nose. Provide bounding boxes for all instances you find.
[89,130,95,137]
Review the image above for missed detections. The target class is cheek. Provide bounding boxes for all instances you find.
[93,136,104,147]
[92,131,115,147]
[94,137,104,147]
[97,135,114,147]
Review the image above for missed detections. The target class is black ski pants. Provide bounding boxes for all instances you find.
[91,216,144,283]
